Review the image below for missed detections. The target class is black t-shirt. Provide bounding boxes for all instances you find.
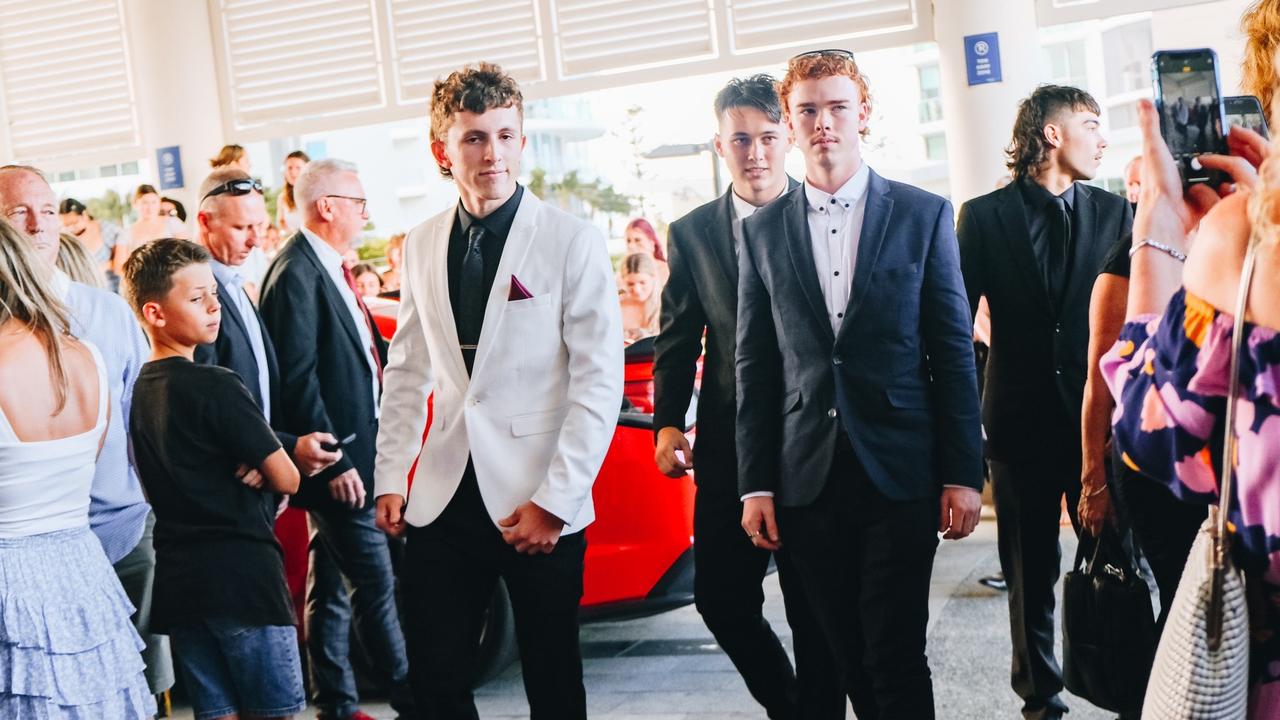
[1099,231,1133,279]
[129,357,293,632]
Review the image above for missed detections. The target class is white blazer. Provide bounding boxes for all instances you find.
[374,191,623,535]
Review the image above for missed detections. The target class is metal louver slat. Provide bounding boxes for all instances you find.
[216,0,385,131]
[552,0,715,77]
[387,0,544,103]
[0,0,140,162]
[1036,0,1211,26]
[728,0,914,53]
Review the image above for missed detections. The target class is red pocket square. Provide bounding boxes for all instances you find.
[508,274,533,301]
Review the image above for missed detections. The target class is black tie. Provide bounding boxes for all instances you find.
[1048,196,1070,307]
[459,223,486,372]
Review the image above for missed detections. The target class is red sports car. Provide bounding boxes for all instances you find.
[274,298,698,682]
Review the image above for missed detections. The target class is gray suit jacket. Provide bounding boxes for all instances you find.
[735,169,983,505]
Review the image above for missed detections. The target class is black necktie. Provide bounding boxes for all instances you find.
[1048,196,1070,306]
[459,223,485,372]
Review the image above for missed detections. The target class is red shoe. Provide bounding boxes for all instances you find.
[319,711,378,720]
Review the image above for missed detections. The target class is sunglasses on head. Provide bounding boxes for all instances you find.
[790,48,856,62]
[202,178,264,202]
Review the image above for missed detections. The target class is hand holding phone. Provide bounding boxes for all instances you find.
[1151,49,1228,188]
[321,432,357,453]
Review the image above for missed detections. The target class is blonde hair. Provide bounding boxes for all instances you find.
[210,144,246,169]
[621,252,661,333]
[56,233,103,288]
[0,218,74,412]
[1242,1,1280,118]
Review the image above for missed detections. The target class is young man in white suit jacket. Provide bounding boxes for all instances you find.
[373,62,623,720]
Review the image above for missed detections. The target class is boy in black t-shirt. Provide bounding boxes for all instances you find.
[123,239,306,720]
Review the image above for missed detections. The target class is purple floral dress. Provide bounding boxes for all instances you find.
[1101,288,1280,717]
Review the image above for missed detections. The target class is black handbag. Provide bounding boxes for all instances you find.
[1062,526,1158,714]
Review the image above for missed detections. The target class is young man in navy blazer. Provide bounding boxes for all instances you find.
[735,50,983,719]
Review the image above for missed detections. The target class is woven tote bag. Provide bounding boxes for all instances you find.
[1139,240,1258,720]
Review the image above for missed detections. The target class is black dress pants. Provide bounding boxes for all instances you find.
[777,442,939,720]
[989,455,1082,720]
[401,462,587,720]
[693,476,845,720]
[1109,453,1205,630]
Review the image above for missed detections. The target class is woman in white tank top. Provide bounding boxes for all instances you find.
[0,220,156,719]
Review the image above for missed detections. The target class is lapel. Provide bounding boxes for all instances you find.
[835,170,893,344]
[781,186,835,345]
[1063,183,1099,309]
[216,283,251,353]
[705,190,738,290]
[994,184,1053,317]
[427,213,469,383]
[470,191,541,381]
[291,232,368,362]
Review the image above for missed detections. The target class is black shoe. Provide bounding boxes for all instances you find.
[978,572,1007,591]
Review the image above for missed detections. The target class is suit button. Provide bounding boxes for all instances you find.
[1055,324,1062,334]
[1055,368,1063,376]
[828,408,838,418]
[833,355,843,365]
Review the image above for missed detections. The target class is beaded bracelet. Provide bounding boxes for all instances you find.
[1129,238,1187,263]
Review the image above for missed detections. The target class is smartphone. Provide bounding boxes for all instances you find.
[1151,49,1228,187]
[1225,94,1269,139]
[321,432,357,452]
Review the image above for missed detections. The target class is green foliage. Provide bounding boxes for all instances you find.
[84,190,130,225]
[358,236,389,263]
[263,185,281,226]
[530,168,634,219]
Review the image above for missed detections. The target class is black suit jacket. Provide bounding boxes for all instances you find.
[736,170,982,505]
[652,179,798,490]
[258,233,388,509]
[194,279,297,456]
[956,181,1133,462]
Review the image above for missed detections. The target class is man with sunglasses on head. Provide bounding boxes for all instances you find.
[259,159,414,720]
[193,169,343,488]
[735,50,983,719]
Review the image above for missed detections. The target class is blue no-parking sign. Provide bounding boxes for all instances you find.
[964,32,1002,86]
[156,145,184,190]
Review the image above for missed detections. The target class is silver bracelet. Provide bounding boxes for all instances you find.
[1129,238,1187,263]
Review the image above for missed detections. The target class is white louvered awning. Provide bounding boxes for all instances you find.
[0,0,141,165]
[1036,0,1211,25]
[208,0,936,140]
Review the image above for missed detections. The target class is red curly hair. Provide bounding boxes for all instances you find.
[778,52,873,138]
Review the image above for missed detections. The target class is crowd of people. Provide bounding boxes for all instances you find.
[1,2,1278,720]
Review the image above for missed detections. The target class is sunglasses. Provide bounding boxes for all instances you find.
[202,178,264,202]
[790,48,856,62]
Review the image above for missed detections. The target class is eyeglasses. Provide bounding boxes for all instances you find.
[790,48,856,62]
[202,178,264,202]
[325,195,368,213]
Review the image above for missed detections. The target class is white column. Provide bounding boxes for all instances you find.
[123,0,226,232]
[933,0,1041,206]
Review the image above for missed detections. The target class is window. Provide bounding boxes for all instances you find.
[918,64,942,123]
[924,133,947,163]
[1102,21,1153,96]
[1041,40,1088,89]
[1107,100,1139,131]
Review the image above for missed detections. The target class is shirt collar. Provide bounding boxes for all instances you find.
[804,162,871,213]
[1019,175,1075,212]
[50,267,71,299]
[208,258,243,290]
[458,184,524,240]
[729,184,786,222]
[301,225,344,272]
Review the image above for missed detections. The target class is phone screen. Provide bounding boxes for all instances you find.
[1153,50,1225,185]
[1225,95,1269,139]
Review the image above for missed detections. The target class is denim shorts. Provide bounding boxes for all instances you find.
[170,618,306,720]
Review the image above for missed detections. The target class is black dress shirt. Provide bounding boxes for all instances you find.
[447,184,524,333]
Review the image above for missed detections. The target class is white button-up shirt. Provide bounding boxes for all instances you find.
[300,227,381,416]
[804,162,871,334]
[209,259,271,421]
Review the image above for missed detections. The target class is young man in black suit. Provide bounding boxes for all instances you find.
[736,51,983,720]
[258,159,413,720]
[192,168,340,479]
[653,75,841,720]
[956,85,1133,720]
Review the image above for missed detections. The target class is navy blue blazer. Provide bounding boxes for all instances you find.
[735,169,983,505]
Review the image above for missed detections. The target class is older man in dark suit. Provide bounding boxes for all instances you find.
[259,159,412,720]
[653,75,842,720]
[736,50,983,720]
